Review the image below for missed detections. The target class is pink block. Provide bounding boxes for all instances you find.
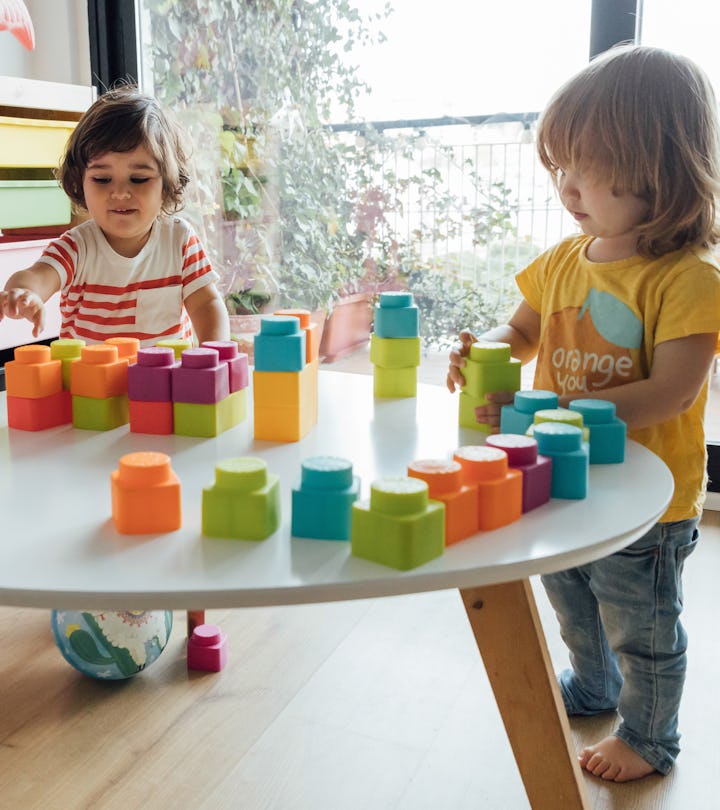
[517,456,553,512]
[486,434,538,466]
[127,347,177,402]
[172,348,230,405]
[187,624,228,672]
[202,341,249,392]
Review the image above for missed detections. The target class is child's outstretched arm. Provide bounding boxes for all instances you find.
[0,262,61,338]
[185,282,230,344]
[446,300,540,430]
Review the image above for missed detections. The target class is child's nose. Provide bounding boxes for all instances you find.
[110,182,132,199]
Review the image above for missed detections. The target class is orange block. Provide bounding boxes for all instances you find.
[407,459,479,544]
[129,399,174,435]
[454,445,522,530]
[7,390,72,431]
[71,344,128,399]
[111,451,182,534]
[105,336,140,365]
[274,308,320,362]
[4,345,62,399]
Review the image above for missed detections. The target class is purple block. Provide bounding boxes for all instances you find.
[172,347,230,405]
[127,347,177,402]
[202,341,249,393]
[517,456,553,512]
[187,624,228,672]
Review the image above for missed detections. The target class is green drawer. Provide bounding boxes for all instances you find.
[0,180,71,229]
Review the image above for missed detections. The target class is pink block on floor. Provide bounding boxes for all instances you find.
[187,624,228,672]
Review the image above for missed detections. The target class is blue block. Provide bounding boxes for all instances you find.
[254,316,306,371]
[500,405,534,434]
[569,399,626,464]
[374,303,419,338]
[291,456,360,540]
[533,422,588,499]
[379,291,414,308]
[500,390,559,434]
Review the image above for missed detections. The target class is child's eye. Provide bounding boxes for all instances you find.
[131,177,151,184]
[90,177,111,184]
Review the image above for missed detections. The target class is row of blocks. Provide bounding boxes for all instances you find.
[370,291,420,398]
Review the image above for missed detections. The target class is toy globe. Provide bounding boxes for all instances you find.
[51,609,173,680]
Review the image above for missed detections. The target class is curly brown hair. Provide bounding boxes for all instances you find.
[57,85,190,215]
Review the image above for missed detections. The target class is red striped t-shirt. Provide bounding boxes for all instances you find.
[40,217,219,346]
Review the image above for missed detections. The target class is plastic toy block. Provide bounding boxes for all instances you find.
[173,391,247,438]
[129,399,174,434]
[458,391,491,433]
[5,345,62,399]
[533,422,588,499]
[253,360,318,442]
[369,334,421,369]
[254,315,306,372]
[569,398,626,464]
[218,389,248,432]
[460,341,522,404]
[70,344,128,399]
[202,457,281,540]
[7,390,72,431]
[485,434,552,512]
[373,365,417,398]
[453,445,522,530]
[111,451,182,534]
[274,308,320,363]
[373,292,419,338]
[156,338,192,360]
[72,393,129,431]
[187,624,228,672]
[50,338,85,389]
[291,456,361,540]
[171,347,229,405]
[531,407,590,442]
[500,389,559,434]
[105,336,140,365]
[351,477,445,569]
[127,347,177,402]
[201,341,249,393]
[407,459,479,545]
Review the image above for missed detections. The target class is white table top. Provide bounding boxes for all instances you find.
[0,371,673,609]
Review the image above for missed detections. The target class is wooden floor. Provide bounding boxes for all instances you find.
[2,350,719,810]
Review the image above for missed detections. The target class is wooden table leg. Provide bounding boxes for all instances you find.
[186,609,206,636]
[459,579,590,810]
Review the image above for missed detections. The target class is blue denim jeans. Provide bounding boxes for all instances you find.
[540,518,699,775]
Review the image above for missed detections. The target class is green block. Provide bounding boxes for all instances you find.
[72,394,129,431]
[461,356,521,402]
[173,401,222,437]
[369,334,421,369]
[218,389,247,432]
[156,339,192,360]
[202,457,281,539]
[351,500,445,570]
[51,339,84,390]
[458,391,491,433]
[373,365,417,398]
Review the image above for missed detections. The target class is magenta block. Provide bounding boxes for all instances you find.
[172,348,230,405]
[202,341,249,393]
[127,347,177,402]
[187,624,228,672]
[487,434,552,512]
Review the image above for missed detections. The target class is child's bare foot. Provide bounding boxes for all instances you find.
[579,736,657,782]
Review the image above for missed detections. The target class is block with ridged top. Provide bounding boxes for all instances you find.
[111,451,181,534]
[274,308,320,363]
[254,315,306,371]
[500,389,558,435]
[172,347,229,405]
[460,341,521,403]
[453,445,522,530]
[5,344,62,399]
[70,344,128,399]
[105,336,140,365]
[201,340,249,392]
[568,398,626,464]
[373,291,419,338]
[530,407,590,442]
[202,457,281,540]
[291,456,360,540]
[485,434,552,512]
[156,338,192,360]
[351,476,445,570]
[533,422,588,499]
[128,346,177,402]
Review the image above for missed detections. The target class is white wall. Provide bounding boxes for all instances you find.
[0,0,91,86]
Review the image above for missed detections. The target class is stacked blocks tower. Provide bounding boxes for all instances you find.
[201,340,250,429]
[291,456,361,540]
[459,341,521,432]
[533,422,589,499]
[485,434,552,512]
[531,407,590,442]
[371,291,420,398]
[5,344,71,431]
[50,338,85,389]
[172,347,232,438]
[351,476,445,570]
[110,451,182,534]
[274,309,320,363]
[500,389,558,435]
[407,459,479,545]
[71,344,129,430]
[128,346,177,434]
[253,315,318,442]
[187,624,228,672]
[202,457,281,540]
[453,445,522,530]
[569,398,626,464]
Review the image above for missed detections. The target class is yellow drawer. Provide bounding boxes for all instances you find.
[0,117,77,168]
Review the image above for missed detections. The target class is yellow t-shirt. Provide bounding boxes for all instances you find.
[517,234,720,521]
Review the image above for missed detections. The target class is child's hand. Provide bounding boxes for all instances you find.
[0,288,46,337]
[446,329,477,392]
[474,390,516,433]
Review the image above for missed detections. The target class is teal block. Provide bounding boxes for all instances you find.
[369,334,421,368]
[569,398,626,464]
[254,316,306,371]
[351,500,445,569]
[292,456,360,540]
[461,356,521,402]
[499,405,534,435]
[500,390,559,434]
[378,291,414,308]
[374,365,417,398]
[72,394,128,431]
[373,304,419,338]
[533,422,588,499]
[458,391,491,433]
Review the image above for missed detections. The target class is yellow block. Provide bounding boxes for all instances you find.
[253,360,318,442]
